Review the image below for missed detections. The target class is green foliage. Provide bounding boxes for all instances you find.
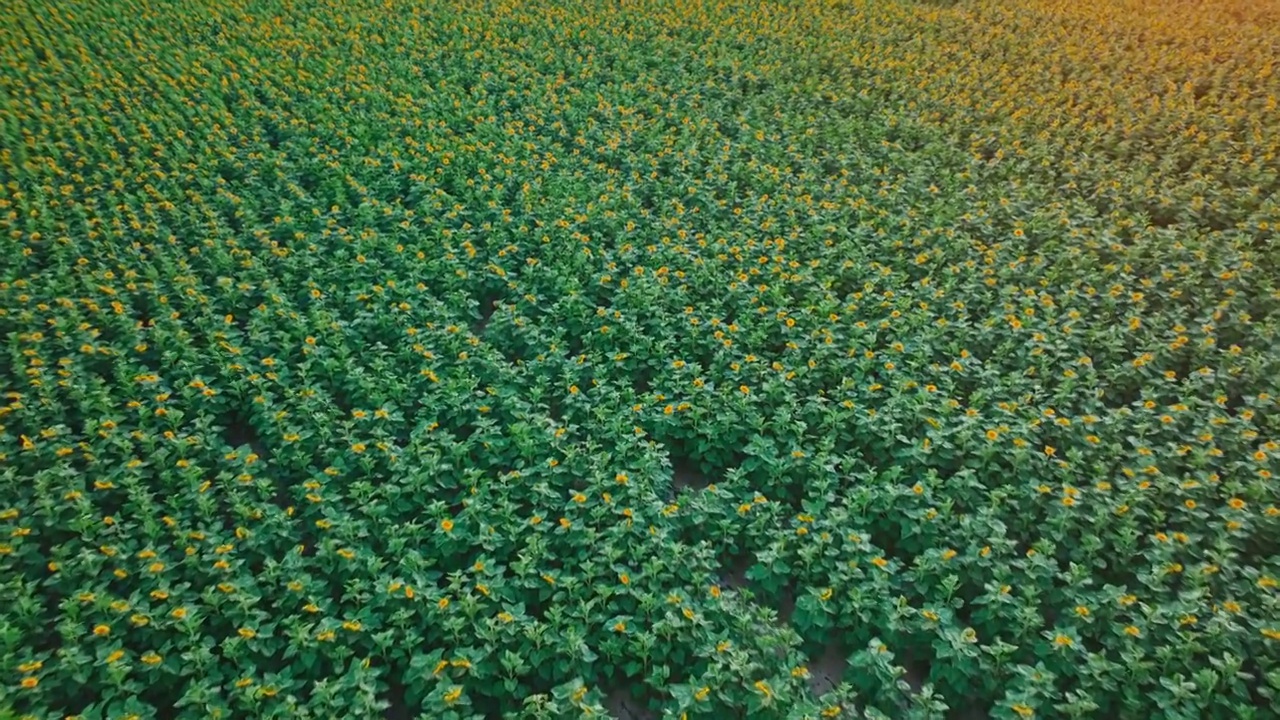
[1,0,1278,718]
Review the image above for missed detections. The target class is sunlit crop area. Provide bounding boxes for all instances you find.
[2,0,1279,717]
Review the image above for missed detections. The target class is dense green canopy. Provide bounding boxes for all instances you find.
[2,0,1278,717]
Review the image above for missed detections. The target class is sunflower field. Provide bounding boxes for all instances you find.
[2,0,1279,717]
